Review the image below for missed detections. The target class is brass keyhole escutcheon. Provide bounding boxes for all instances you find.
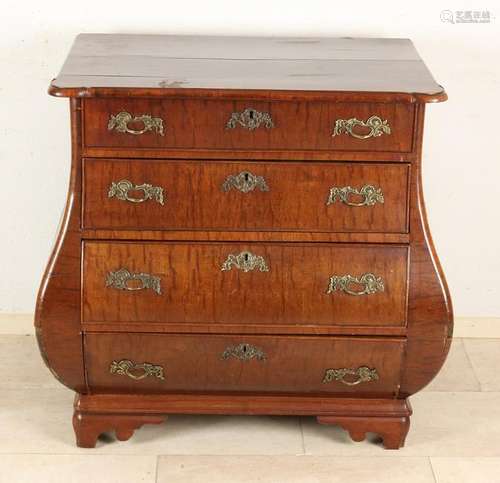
[221,251,269,272]
[225,108,274,130]
[221,171,269,193]
[221,343,266,361]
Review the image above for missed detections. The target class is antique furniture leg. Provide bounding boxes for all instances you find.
[317,397,412,449]
[317,415,410,449]
[73,397,166,448]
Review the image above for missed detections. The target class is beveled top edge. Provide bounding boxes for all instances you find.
[48,83,447,103]
[49,34,446,102]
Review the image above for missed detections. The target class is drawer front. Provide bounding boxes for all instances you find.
[82,242,408,327]
[85,333,405,395]
[83,159,409,233]
[83,98,414,153]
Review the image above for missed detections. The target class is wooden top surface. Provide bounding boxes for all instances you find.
[50,34,445,101]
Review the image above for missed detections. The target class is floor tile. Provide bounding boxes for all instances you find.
[431,457,500,483]
[302,392,500,456]
[0,454,156,483]
[453,317,500,338]
[0,335,59,388]
[463,339,500,391]
[0,388,77,453]
[0,387,303,455]
[0,313,34,335]
[157,455,436,483]
[425,339,480,392]
[102,414,304,455]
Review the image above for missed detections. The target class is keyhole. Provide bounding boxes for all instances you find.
[242,344,248,353]
[249,110,254,120]
[244,253,249,261]
[244,172,249,182]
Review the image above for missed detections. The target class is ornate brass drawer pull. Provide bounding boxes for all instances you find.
[108,179,165,205]
[332,115,391,139]
[106,268,162,295]
[108,111,165,136]
[322,366,379,386]
[226,108,274,130]
[221,171,269,193]
[221,251,269,273]
[327,273,384,296]
[222,343,266,361]
[327,185,384,207]
[110,359,165,381]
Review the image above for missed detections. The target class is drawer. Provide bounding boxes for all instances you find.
[83,159,409,233]
[82,242,408,328]
[83,98,414,153]
[84,333,405,395]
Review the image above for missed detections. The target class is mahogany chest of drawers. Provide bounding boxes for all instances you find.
[36,34,453,449]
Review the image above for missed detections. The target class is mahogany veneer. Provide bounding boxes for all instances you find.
[36,34,452,449]
[83,98,415,152]
[83,159,409,232]
[85,334,405,395]
[82,241,408,327]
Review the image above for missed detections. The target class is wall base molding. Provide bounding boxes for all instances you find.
[0,313,498,338]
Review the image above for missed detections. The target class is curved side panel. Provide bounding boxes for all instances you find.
[400,103,453,397]
[34,98,86,393]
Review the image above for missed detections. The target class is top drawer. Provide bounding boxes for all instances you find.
[83,98,415,153]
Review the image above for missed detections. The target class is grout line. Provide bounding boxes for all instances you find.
[428,457,439,483]
[461,339,484,392]
[155,455,159,483]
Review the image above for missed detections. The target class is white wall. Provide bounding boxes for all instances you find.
[1,0,499,316]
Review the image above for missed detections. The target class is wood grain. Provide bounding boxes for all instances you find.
[83,98,414,153]
[81,146,416,162]
[84,333,405,396]
[73,408,165,448]
[81,229,410,244]
[34,99,86,392]
[399,103,453,395]
[73,392,411,448]
[82,242,409,327]
[75,392,412,417]
[37,34,453,449]
[317,414,411,449]
[83,159,409,233]
[82,322,407,337]
[50,35,445,100]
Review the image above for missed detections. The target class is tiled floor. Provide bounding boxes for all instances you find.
[1,336,500,482]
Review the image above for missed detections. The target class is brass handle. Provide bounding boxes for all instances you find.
[226,108,274,130]
[106,268,162,295]
[221,171,269,193]
[332,115,390,139]
[327,185,384,207]
[327,273,384,296]
[108,179,165,205]
[221,251,269,273]
[322,366,379,385]
[108,111,165,136]
[110,359,165,380]
[222,343,266,361]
